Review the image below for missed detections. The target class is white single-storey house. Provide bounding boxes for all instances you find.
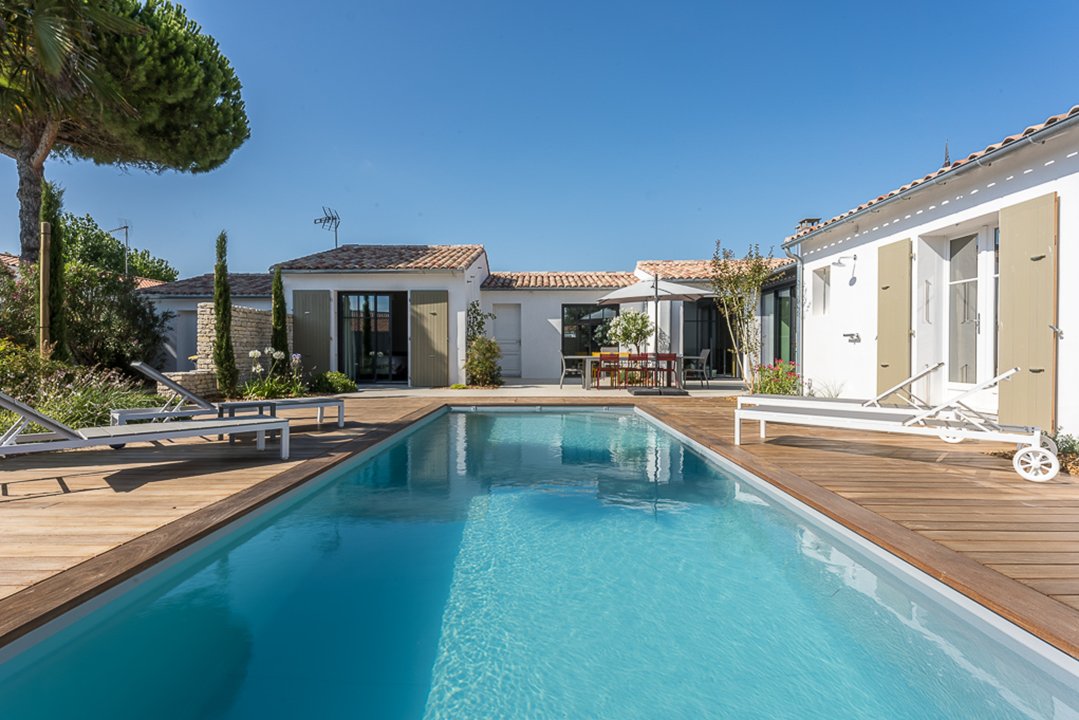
[141,273,272,371]
[261,244,793,387]
[785,104,1078,434]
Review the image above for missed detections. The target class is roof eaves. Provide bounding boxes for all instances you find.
[784,105,1079,249]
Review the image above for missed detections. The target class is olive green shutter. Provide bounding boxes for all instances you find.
[998,192,1059,431]
[292,290,331,374]
[876,239,912,402]
[410,290,449,387]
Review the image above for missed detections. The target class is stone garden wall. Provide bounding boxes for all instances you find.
[161,302,292,398]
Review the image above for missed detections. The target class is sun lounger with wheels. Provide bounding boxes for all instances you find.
[112,362,345,428]
[734,368,1060,482]
[0,390,291,459]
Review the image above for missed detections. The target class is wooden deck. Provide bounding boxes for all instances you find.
[1,396,1078,657]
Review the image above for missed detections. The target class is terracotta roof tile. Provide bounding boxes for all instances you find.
[133,276,165,289]
[481,271,637,289]
[0,252,17,274]
[140,273,272,297]
[636,258,792,281]
[787,104,1079,243]
[277,244,485,272]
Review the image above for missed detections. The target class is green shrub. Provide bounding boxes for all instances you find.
[0,261,169,369]
[752,359,800,395]
[1055,432,1078,455]
[0,339,163,430]
[310,371,358,394]
[464,336,503,387]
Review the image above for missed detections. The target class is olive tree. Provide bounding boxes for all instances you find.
[709,241,774,387]
[607,309,653,353]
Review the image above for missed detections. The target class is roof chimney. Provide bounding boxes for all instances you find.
[796,217,821,232]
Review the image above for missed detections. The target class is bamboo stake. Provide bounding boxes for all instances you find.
[38,221,51,356]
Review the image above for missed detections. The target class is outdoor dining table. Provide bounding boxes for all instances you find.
[565,354,684,390]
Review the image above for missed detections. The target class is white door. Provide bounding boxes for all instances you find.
[492,304,522,377]
[944,227,999,411]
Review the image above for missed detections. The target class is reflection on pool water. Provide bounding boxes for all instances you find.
[1,410,1078,719]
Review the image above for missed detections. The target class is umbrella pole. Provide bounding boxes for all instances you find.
[653,274,660,355]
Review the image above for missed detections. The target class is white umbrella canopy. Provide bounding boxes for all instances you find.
[596,277,708,305]
[597,276,710,354]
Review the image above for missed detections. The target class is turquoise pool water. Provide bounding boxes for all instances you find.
[2,410,1078,719]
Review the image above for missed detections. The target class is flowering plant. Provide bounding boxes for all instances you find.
[243,347,306,398]
[752,359,800,395]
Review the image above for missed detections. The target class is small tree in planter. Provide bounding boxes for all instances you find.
[607,310,654,353]
[710,240,774,389]
[213,231,238,396]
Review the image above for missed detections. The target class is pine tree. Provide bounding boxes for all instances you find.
[270,266,289,369]
[2,1,249,262]
[40,180,68,359]
[213,231,237,396]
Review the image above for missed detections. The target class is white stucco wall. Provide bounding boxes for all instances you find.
[479,289,626,379]
[794,127,1079,432]
[282,263,484,386]
[149,296,272,371]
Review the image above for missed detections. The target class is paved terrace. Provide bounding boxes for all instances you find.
[1,394,1077,659]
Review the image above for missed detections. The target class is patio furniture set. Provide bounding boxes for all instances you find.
[560,349,710,390]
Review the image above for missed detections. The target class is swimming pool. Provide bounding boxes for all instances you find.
[2,409,1078,718]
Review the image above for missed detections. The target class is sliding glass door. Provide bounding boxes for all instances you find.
[338,293,407,383]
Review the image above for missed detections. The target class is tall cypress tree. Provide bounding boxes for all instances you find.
[40,180,68,360]
[270,266,289,367]
[213,231,238,396]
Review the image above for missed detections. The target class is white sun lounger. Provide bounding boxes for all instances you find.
[0,390,291,459]
[112,362,345,428]
[740,365,1022,439]
[742,362,945,415]
[734,369,1060,482]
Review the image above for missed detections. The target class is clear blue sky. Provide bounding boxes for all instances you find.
[1,1,1076,276]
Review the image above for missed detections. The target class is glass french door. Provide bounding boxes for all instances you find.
[338,293,396,383]
[946,229,999,395]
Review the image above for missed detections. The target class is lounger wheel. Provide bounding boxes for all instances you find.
[939,433,963,444]
[110,444,126,450]
[1015,436,1059,455]
[1012,446,1060,482]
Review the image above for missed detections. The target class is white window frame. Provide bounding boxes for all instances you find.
[812,265,830,315]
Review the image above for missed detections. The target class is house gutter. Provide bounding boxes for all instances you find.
[781,112,1079,251]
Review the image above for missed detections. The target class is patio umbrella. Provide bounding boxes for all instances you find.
[597,275,709,355]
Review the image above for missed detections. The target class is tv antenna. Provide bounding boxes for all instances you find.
[313,207,341,248]
[107,221,131,275]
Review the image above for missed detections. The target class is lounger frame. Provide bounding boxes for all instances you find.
[119,362,345,428]
[0,390,291,459]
